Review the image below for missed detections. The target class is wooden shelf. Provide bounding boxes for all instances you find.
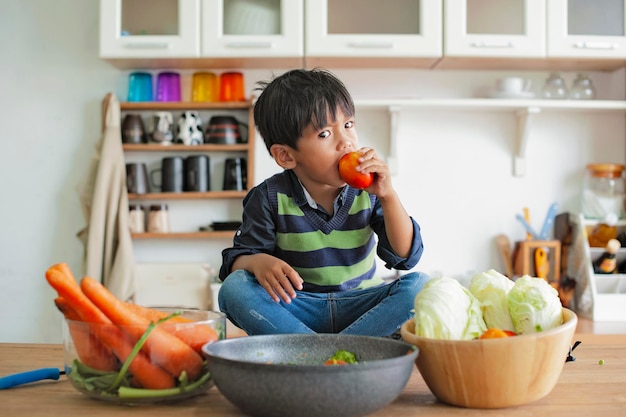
[120,100,253,111]
[354,98,626,177]
[131,231,236,239]
[128,191,248,200]
[122,143,249,152]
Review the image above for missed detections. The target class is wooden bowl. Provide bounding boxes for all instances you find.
[400,308,577,409]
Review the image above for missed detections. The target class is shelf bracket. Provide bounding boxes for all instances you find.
[514,106,541,177]
[388,105,402,175]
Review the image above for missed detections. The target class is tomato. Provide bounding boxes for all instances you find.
[503,330,517,337]
[338,152,374,189]
[324,359,348,365]
[479,328,510,339]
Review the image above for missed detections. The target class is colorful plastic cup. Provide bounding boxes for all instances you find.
[127,72,153,102]
[219,72,245,102]
[192,72,218,102]
[156,71,181,102]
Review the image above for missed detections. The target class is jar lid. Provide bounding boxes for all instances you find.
[586,163,625,178]
[149,204,168,211]
[129,204,144,211]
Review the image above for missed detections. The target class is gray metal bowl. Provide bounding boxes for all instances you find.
[202,334,418,417]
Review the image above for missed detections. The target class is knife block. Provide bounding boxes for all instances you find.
[513,240,561,282]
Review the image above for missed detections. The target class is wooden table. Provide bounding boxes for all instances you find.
[1,337,625,417]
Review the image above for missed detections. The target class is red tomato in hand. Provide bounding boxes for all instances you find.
[338,152,374,189]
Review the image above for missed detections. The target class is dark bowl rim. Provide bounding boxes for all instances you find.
[202,333,418,370]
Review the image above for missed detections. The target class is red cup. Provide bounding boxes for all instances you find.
[219,72,245,101]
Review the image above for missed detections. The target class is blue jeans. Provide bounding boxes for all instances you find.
[218,270,430,337]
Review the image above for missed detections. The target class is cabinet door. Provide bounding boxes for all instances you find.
[547,0,626,58]
[444,0,546,57]
[305,0,442,59]
[201,0,303,58]
[100,0,201,58]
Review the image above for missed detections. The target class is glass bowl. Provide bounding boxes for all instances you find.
[62,308,226,405]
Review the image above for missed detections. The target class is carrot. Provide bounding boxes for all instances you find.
[54,297,119,372]
[80,276,205,381]
[45,264,175,389]
[124,303,219,354]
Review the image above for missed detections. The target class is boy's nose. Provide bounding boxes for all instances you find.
[338,138,355,151]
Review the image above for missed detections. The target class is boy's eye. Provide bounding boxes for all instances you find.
[345,121,354,129]
[318,130,330,139]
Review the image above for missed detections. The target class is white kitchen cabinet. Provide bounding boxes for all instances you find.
[547,0,626,59]
[444,0,546,58]
[304,0,442,68]
[100,0,201,58]
[201,0,303,59]
[100,0,303,68]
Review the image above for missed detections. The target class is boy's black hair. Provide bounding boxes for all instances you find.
[253,68,355,153]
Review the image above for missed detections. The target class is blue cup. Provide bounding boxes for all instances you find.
[128,72,153,102]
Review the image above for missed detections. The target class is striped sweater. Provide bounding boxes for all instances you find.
[266,172,384,292]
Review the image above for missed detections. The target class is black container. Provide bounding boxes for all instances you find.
[121,114,147,144]
[204,115,248,144]
[125,162,151,194]
[223,158,247,191]
[151,157,184,193]
[184,155,210,192]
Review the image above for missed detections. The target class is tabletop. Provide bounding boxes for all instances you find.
[1,336,625,417]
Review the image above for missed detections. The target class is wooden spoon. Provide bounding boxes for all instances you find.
[495,234,514,278]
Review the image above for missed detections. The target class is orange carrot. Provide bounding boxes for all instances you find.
[54,297,119,372]
[45,264,175,389]
[124,303,219,354]
[80,276,205,381]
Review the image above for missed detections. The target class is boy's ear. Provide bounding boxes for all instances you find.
[270,144,297,169]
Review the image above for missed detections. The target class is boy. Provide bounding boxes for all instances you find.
[218,68,428,336]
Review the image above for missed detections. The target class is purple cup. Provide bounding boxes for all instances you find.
[156,72,181,102]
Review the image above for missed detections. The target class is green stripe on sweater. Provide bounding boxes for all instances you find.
[293,249,382,288]
[277,227,372,251]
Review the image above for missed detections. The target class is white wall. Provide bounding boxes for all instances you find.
[1,1,624,343]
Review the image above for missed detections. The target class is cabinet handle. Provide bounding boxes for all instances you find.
[573,41,619,50]
[123,42,170,50]
[470,41,515,49]
[225,41,273,49]
[347,41,394,49]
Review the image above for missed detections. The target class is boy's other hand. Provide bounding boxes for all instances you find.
[249,253,304,303]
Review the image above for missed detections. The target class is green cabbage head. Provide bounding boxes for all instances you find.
[508,275,563,334]
[413,277,486,340]
[469,269,515,331]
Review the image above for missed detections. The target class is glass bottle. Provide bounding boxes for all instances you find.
[569,73,596,100]
[542,73,568,99]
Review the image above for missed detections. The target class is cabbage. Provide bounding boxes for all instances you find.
[413,277,487,340]
[508,275,563,334]
[469,269,515,331]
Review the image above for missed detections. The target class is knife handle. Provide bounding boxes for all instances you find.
[0,368,62,389]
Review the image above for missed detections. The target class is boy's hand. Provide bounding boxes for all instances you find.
[237,253,304,303]
[354,147,394,199]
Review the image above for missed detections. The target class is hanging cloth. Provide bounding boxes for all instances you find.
[76,93,135,301]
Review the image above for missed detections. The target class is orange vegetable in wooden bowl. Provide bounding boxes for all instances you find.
[401,308,577,409]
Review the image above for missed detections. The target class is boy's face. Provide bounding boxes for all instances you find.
[290,109,358,189]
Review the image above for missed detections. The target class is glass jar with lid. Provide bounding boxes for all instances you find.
[148,204,170,233]
[581,163,625,220]
[542,72,568,99]
[569,73,596,100]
